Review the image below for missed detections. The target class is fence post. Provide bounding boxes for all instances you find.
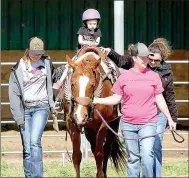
[62,153,65,166]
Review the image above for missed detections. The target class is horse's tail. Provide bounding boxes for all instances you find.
[110,137,127,173]
[108,118,128,174]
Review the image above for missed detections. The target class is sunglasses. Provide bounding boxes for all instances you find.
[148,54,161,63]
[149,58,161,63]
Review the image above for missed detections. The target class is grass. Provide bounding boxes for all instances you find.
[1,159,188,177]
[162,161,188,177]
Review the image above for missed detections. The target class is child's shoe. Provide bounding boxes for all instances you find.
[53,80,63,90]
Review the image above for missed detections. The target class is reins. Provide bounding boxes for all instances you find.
[94,107,185,143]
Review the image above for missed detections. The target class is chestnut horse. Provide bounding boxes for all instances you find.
[63,47,127,178]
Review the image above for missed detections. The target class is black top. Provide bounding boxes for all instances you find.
[108,49,133,69]
[148,61,178,121]
[76,27,102,49]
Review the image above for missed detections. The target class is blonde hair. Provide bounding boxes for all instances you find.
[148,38,172,59]
[23,48,30,61]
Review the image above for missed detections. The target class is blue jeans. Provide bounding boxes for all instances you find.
[153,112,167,177]
[19,103,50,178]
[120,120,157,178]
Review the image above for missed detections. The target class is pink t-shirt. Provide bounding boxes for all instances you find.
[112,68,164,124]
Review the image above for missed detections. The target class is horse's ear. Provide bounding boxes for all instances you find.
[66,55,76,69]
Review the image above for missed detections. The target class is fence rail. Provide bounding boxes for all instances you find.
[1,117,188,124]
[2,146,187,165]
[1,60,189,66]
[1,148,188,155]
[2,81,189,87]
[1,132,188,138]
[1,120,64,124]
[1,100,189,106]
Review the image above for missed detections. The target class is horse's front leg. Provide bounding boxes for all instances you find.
[94,123,107,178]
[72,131,82,178]
[67,119,82,178]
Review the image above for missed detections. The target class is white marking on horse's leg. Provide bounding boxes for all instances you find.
[75,76,89,123]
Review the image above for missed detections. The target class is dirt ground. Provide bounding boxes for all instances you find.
[1,127,188,163]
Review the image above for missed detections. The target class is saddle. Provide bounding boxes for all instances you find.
[76,46,121,83]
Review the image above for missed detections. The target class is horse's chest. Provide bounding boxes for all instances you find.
[86,120,101,132]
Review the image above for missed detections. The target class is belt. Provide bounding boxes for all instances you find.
[25,100,47,108]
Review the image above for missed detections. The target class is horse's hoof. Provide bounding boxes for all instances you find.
[96,173,104,178]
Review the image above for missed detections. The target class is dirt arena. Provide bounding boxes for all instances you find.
[1,125,188,163]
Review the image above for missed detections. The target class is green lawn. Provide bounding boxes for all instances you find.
[1,160,188,177]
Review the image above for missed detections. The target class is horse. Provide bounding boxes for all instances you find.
[61,47,127,178]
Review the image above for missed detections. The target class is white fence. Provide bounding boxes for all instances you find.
[1,61,188,165]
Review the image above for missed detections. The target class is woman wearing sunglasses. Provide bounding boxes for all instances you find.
[95,42,176,177]
[148,38,178,177]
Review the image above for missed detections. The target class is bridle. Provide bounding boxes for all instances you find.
[67,68,100,132]
[65,48,116,132]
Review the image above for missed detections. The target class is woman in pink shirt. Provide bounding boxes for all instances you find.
[93,42,176,177]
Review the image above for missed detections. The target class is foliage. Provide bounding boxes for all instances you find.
[162,160,188,177]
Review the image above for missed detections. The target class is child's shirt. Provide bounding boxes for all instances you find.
[77,27,102,49]
[112,68,164,124]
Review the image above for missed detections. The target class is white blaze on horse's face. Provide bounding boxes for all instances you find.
[75,76,89,125]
